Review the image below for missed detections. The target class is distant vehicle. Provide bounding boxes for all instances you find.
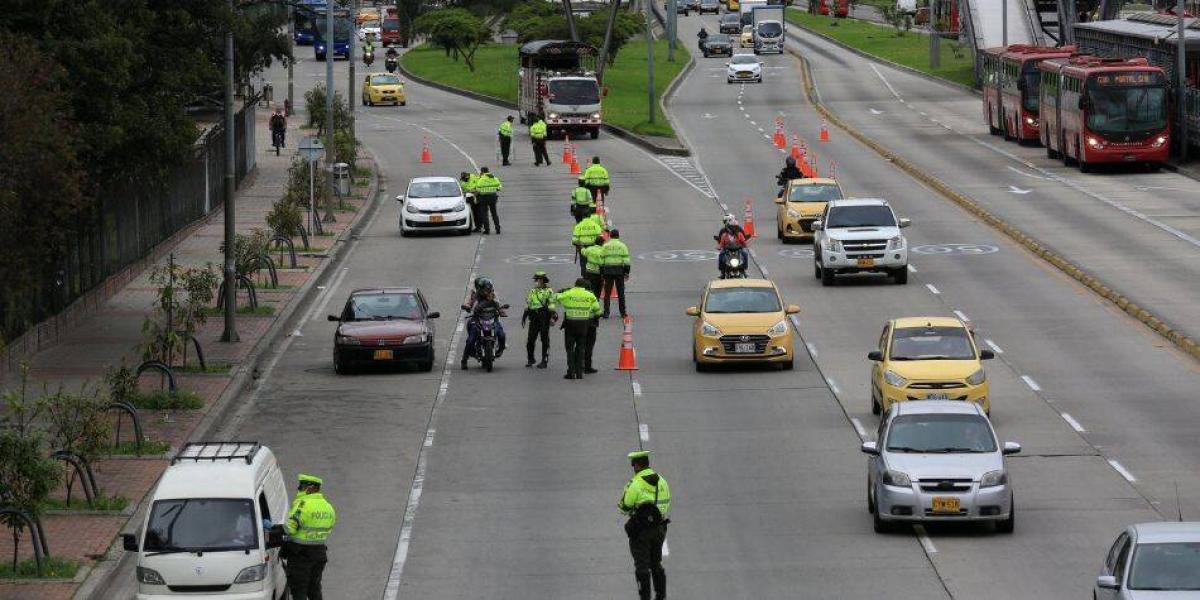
[861,401,1019,533]
[774,178,843,242]
[1095,522,1200,599]
[701,33,733,57]
[1038,55,1169,172]
[292,0,326,45]
[329,287,439,373]
[396,176,472,236]
[672,0,700,14]
[739,0,767,26]
[313,8,352,60]
[895,0,916,14]
[727,53,763,83]
[751,4,785,54]
[809,0,848,17]
[518,40,603,139]
[980,44,1078,144]
[868,316,995,415]
[380,6,403,47]
[720,12,742,33]
[687,278,799,371]
[698,0,722,14]
[728,0,740,10]
[740,25,755,48]
[362,72,406,106]
[124,442,290,598]
[812,198,910,285]
[357,23,380,42]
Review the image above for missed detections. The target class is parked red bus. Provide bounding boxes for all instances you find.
[809,0,848,17]
[1038,56,1170,171]
[981,45,1078,144]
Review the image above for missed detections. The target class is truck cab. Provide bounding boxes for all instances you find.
[751,4,785,54]
[518,40,603,139]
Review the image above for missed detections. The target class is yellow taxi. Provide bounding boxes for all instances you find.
[361,73,406,106]
[740,25,755,48]
[687,279,800,371]
[774,178,843,242]
[868,317,995,416]
[728,0,740,10]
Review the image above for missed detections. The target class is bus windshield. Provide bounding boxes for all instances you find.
[1021,63,1040,113]
[1085,73,1167,138]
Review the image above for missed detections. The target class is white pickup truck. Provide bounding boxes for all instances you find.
[813,198,911,285]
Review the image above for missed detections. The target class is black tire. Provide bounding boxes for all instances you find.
[333,354,347,375]
[873,506,893,533]
[996,499,1015,534]
[400,101,407,106]
[695,361,709,372]
[419,360,434,372]
[867,480,876,514]
[362,97,367,106]
[483,343,494,372]
[1145,162,1161,173]
[781,358,794,370]
[1079,157,1092,173]
[893,267,908,285]
[1046,143,1059,159]
[871,391,882,415]
[590,129,599,140]
[777,224,784,240]
[813,260,821,280]
[821,264,835,287]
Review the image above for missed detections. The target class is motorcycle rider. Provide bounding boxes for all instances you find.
[269,107,287,150]
[697,26,709,50]
[716,214,749,278]
[385,46,399,72]
[776,156,803,191]
[363,33,376,65]
[461,277,507,369]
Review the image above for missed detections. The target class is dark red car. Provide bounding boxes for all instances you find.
[329,287,438,373]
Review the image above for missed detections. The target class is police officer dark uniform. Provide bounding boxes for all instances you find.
[284,474,337,600]
[498,116,515,166]
[570,178,596,223]
[582,156,611,201]
[600,229,631,319]
[522,271,558,368]
[619,450,671,600]
[474,167,503,234]
[557,278,601,379]
[530,115,551,166]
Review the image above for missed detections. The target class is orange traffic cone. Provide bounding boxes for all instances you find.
[569,157,581,175]
[743,197,756,238]
[616,316,639,370]
[790,135,801,161]
[607,280,619,299]
[563,136,574,164]
[420,135,432,164]
[819,118,830,143]
[773,126,786,148]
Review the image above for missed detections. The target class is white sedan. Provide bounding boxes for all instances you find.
[727,54,763,84]
[358,24,381,42]
[397,176,473,236]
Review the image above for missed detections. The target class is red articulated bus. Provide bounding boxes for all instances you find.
[1038,56,1170,172]
[981,45,1078,144]
[809,0,848,17]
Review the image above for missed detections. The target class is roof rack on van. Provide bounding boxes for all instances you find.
[172,441,263,465]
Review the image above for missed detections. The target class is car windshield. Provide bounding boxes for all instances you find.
[890,326,976,360]
[704,287,781,313]
[548,80,600,105]
[788,184,843,202]
[886,414,997,453]
[144,499,258,553]
[825,205,896,228]
[757,22,783,36]
[371,75,401,86]
[742,25,753,34]
[1085,74,1167,137]
[407,181,460,198]
[732,54,757,65]
[1021,62,1040,113]
[1128,542,1200,590]
[722,14,739,23]
[346,293,422,320]
[708,34,731,44]
[383,18,400,30]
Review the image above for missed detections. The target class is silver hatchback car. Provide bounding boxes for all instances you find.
[861,401,1020,533]
[1096,522,1200,599]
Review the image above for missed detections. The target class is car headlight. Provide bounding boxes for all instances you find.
[548,112,559,119]
[1086,136,1105,150]
[979,470,1008,488]
[234,563,267,584]
[405,201,417,214]
[336,334,361,346]
[453,201,467,212]
[402,332,428,345]
[824,238,843,253]
[966,368,986,386]
[882,469,911,487]
[1024,116,1038,126]
[767,319,788,337]
[1151,135,1168,148]
[591,112,601,119]
[137,566,165,585]
[700,321,721,337]
[883,370,908,388]
[787,208,800,219]
[886,235,905,251]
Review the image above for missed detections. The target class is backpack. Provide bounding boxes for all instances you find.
[623,475,666,538]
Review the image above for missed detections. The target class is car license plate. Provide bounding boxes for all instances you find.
[373,349,393,360]
[926,393,949,400]
[857,257,875,268]
[1123,154,1137,162]
[931,496,960,513]
[734,342,757,353]
[429,215,444,223]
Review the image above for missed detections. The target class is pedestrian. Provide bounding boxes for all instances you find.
[284,474,337,600]
[557,278,601,379]
[498,115,515,166]
[571,212,604,276]
[582,156,611,201]
[474,167,503,234]
[460,171,482,233]
[619,450,671,600]
[581,241,605,299]
[522,271,558,368]
[530,114,551,166]
[570,177,596,223]
[600,229,631,319]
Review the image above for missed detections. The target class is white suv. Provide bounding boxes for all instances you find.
[813,198,910,286]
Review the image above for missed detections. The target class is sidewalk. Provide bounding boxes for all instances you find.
[0,110,378,599]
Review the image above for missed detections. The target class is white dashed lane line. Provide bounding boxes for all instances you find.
[825,377,841,395]
[850,417,867,439]
[1021,375,1042,392]
[639,423,650,442]
[984,339,1004,354]
[953,310,970,322]
[925,283,940,295]
[914,525,937,553]
[632,381,642,397]
[805,342,817,358]
[907,264,917,273]
[1109,460,1137,483]
[1061,413,1086,433]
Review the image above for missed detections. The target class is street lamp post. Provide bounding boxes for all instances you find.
[646,0,655,125]
[221,0,239,343]
[348,0,357,173]
[287,2,295,116]
[1002,0,1008,47]
[323,3,337,223]
[1178,0,1189,161]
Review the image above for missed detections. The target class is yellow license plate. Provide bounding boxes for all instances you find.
[373,349,394,360]
[429,215,444,223]
[931,496,960,513]
[857,257,875,268]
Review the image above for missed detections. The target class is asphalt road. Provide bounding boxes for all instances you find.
[101,23,1200,600]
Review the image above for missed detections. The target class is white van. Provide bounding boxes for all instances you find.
[124,442,290,599]
[896,0,917,14]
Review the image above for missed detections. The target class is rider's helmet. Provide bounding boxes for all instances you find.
[722,213,737,226]
[474,277,493,293]
[785,156,796,168]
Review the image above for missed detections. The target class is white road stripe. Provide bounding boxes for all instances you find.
[953,310,970,322]
[1061,413,1086,433]
[1109,460,1137,483]
[749,120,757,126]
[311,267,351,321]
[850,417,867,439]
[907,264,917,273]
[914,525,937,553]
[632,381,642,397]
[805,342,817,357]
[826,377,840,395]
[925,283,940,295]
[639,423,650,442]
[869,63,903,101]
[984,339,1004,354]
[1021,375,1042,392]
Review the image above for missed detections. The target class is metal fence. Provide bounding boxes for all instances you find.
[0,103,256,349]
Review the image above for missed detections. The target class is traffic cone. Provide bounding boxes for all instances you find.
[607,280,619,299]
[569,157,581,175]
[790,135,802,161]
[563,136,574,164]
[743,197,756,238]
[420,135,432,164]
[819,118,830,143]
[616,316,638,370]
[773,124,786,148]
[829,160,837,180]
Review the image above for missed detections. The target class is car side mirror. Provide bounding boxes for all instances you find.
[867,350,883,361]
[785,304,800,315]
[327,314,341,322]
[811,220,823,231]
[395,194,405,203]
[774,196,784,204]
[979,349,995,360]
[686,306,700,317]
[860,441,879,455]
[122,533,139,552]
[1002,442,1022,455]
[725,62,731,66]
[427,311,440,319]
[1096,575,1118,590]
[266,525,285,549]
[898,217,911,228]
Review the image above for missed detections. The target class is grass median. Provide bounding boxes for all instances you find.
[402,41,689,138]
[785,8,976,88]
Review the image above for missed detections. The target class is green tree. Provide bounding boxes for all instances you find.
[414,9,491,71]
[0,429,61,573]
[43,386,112,506]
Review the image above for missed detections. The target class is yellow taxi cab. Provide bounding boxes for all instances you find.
[868,317,995,416]
[774,178,843,242]
[687,279,800,371]
[728,0,740,10]
[740,25,754,48]
[362,73,406,106]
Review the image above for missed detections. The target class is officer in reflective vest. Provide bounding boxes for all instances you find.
[460,171,483,233]
[498,116,514,166]
[284,474,337,600]
[570,178,596,223]
[582,156,611,200]
[600,229,631,319]
[572,214,604,277]
[530,115,551,166]
[522,271,558,368]
[580,241,605,302]
[619,450,671,600]
[474,167,503,234]
[557,278,601,379]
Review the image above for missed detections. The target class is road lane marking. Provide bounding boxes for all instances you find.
[639,424,650,442]
[925,283,940,295]
[311,267,351,321]
[1021,375,1041,392]
[759,265,769,277]
[869,63,903,101]
[914,525,937,553]
[806,342,817,357]
[984,339,1004,354]
[953,310,970,322]
[1061,413,1086,433]
[826,377,840,395]
[1109,460,1137,483]
[907,264,917,273]
[632,381,642,397]
[850,417,867,439]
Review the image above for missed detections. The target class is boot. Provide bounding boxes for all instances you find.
[526,357,535,368]
[537,356,548,369]
[584,366,598,374]
[635,571,652,600]
[651,568,666,600]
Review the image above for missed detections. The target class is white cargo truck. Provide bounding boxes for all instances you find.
[518,40,603,139]
[751,4,785,54]
[739,0,767,27]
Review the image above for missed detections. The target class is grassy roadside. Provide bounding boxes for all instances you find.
[401,41,689,137]
[785,8,976,88]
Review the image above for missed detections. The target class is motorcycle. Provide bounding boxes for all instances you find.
[271,129,285,156]
[363,48,375,66]
[385,56,398,73]
[462,303,509,372]
[715,236,749,279]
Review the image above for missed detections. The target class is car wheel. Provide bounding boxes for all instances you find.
[871,391,882,415]
[821,265,835,287]
[1046,143,1059,159]
[781,358,794,370]
[996,499,1015,534]
[813,260,821,280]
[872,505,893,533]
[867,480,876,514]
[893,267,908,285]
[1079,156,1092,173]
[419,359,434,372]
[400,101,407,106]
[334,353,347,375]
[362,97,368,106]
[777,224,784,240]
[590,129,599,140]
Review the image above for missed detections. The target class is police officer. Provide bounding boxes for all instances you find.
[570,177,596,223]
[460,171,482,233]
[619,450,671,600]
[571,212,604,277]
[284,474,337,600]
[498,115,515,166]
[582,156,611,201]
[557,278,601,379]
[522,271,558,368]
[474,167,503,234]
[580,240,605,300]
[530,114,551,166]
[600,229,631,319]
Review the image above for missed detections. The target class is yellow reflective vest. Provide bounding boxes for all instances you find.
[285,491,337,545]
[475,174,502,194]
[619,468,671,518]
[530,120,548,140]
[582,164,610,186]
[572,218,603,247]
[498,120,513,138]
[581,244,605,274]
[602,238,631,268]
[557,286,601,320]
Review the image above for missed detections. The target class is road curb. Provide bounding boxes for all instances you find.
[788,45,1200,364]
